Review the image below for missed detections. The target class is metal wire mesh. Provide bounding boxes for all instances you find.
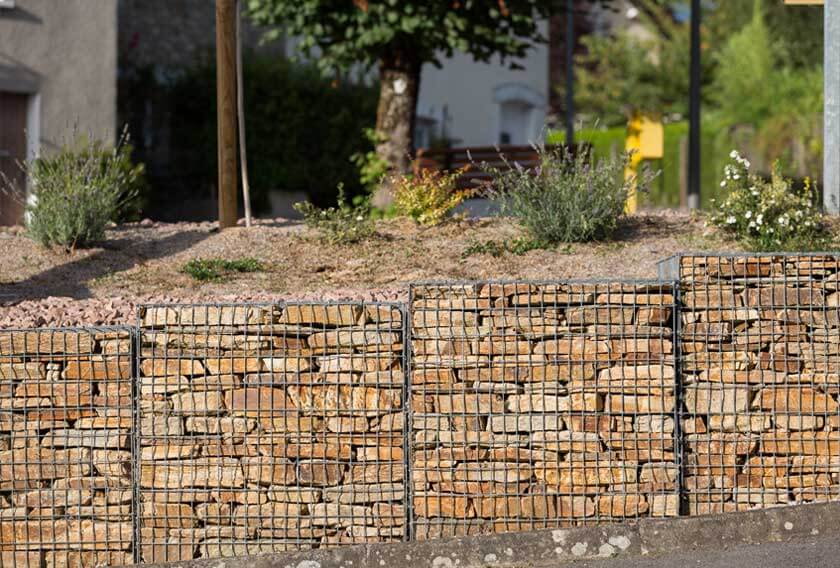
[677,255,840,514]
[408,281,680,540]
[136,302,407,562]
[0,327,135,568]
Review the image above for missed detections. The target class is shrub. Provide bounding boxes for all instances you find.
[294,185,375,244]
[709,150,829,251]
[23,133,144,250]
[391,168,473,226]
[124,53,378,214]
[182,257,264,282]
[484,145,652,244]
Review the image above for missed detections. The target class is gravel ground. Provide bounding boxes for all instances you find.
[0,212,736,327]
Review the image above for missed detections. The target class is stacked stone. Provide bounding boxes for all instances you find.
[137,303,406,562]
[0,328,135,568]
[409,282,679,540]
[680,255,840,514]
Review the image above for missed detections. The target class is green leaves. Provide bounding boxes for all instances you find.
[245,0,573,71]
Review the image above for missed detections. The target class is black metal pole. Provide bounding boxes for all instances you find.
[565,0,575,146]
[688,0,701,210]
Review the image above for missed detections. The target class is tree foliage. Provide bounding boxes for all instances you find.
[246,0,564,72]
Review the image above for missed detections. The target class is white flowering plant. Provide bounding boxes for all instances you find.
[294,184,375,244]
[709,150,829,251]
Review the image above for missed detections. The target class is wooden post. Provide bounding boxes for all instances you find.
[216,0,238,228]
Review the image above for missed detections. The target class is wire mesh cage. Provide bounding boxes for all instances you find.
[136,302,407,562]
[408,280,680,540]
[0,327,135,568]
[676,254,840,514]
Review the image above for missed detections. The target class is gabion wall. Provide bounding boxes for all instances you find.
[0,328,135,568]
[677,255,840,513]
[409,281,679,539]
[0,254,837,567]
[137,303,407,562]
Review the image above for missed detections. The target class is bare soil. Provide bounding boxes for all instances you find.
[0,212,737,327]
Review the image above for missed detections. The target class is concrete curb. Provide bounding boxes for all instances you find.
[143,501,840,568]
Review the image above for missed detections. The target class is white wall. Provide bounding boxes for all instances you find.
[416,19,549,148]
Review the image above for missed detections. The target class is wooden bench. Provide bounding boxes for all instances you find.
[413,144,583,191]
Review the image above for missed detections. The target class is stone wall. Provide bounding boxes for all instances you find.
[0,255,839,567]
[678,255,840,514]
[409,282,679,539]
[137,303,406,563]
[0,328,135,568]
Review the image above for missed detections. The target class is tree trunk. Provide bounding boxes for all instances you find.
[371,51,421,207]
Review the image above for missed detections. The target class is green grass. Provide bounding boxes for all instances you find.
[182,257,265,282]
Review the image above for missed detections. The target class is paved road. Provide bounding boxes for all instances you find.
[567,537,840,567]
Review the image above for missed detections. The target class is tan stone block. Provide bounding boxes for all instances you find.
[139,458,245,488]
[533,338,612,358]
[350,463,404,483]
[41,428,128,450]
[224,387,294,415]
[606,393,674,413]
[139,444,200,461]
[141,502,197,528]
[0,331,94,355]
[241,456,296,485]
[287,385,401,415]
[759,387,839,413]
[170,390,224,413]
[506,393,570,413]
[650,494,680,516]
[140,415,183,438]
[195,502,232,524]
[372,503,405,527]
[6,519,132,551]
[597,494,648,517]
[745,286,824,307]
[435,392,503,414]
[775,415,824,431]
[282,304,363,325]
[635,415,675,433]
[530,430,602,452]
[297,460,344,486]
[488,414,565,432]
[683,289,741,309]
[684,384,751,415]
[566,307,635,325]
[556,495,596,518]
[323,482,404,504]
[0,362,45,380]
[0,447,90,481]
[307,502,372,526]
[260,413,324,433]
[232,502,303,528]
[760,431,840,456]
[62,359,131,380]
[454,462,531,483]
[412,369,456,384]
[414,494,472,518]
[45,551,133,568]
[14,488,93,508]
[140,358,204,377]
[265,487,323,504]
[707,414,770,433]
[536,461,637,487]
[185,416,256,433]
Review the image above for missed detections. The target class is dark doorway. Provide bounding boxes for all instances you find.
[0,91,28,226]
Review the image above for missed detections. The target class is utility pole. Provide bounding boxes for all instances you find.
[825,0,839,213]
[565,0,575,147]
[216,0,238,228]
[687,0,701,210]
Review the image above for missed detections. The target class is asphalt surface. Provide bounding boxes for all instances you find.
[567,536,840,567]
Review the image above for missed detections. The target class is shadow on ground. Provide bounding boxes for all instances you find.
[0,229,209,302]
